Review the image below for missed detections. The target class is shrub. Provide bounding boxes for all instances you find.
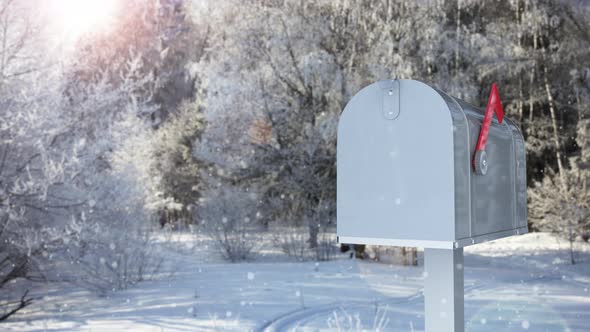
[199,186,261,262]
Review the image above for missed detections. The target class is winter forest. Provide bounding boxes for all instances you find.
[1,0,590,331]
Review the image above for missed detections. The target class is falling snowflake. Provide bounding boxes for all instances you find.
[521,320,530,329]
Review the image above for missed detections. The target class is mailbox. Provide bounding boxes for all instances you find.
[337,79,527,249]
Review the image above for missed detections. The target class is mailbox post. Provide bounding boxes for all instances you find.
[337,80,527,332]
[424,248,464,331]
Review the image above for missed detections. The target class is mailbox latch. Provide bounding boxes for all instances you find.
[473,83,504,175]
[381,80,400,120]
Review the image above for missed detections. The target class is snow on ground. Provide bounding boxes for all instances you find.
[3,232,590,331]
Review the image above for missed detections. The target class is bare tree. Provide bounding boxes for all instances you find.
[199,185,262,262]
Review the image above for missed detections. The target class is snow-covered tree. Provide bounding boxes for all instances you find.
[65,0,204,126]
[148,100,206,227]
[0,0,70,319]
[1,0,201,317]
[529,118,590,264]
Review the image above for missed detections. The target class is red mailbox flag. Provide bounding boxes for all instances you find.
[473,83,504,171]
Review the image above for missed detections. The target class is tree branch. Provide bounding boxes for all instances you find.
[0,289,35,321]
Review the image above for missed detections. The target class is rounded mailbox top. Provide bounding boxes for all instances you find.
[337,79,458,247]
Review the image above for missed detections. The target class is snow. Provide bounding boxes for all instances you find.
[3,232,590,331]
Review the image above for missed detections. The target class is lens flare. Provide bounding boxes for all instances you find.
[50,0,119,39]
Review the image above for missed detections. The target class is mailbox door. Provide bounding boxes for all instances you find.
[337,80,457,246]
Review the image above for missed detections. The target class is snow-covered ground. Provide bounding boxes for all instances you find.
[3,232,590,331]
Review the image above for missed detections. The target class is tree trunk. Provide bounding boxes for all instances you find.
[516,2,524,125]
[518,73,524,124]
[528,67,535,122]
[569,224,576,265]
[541,53,567,192]
[454,0,461,94]
[307,209,318,249]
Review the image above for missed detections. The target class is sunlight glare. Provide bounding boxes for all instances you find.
[51,0,119,39]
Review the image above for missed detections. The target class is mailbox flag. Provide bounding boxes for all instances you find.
[487,83,504,124]
[476,83,504,151]
[473,83,504,171]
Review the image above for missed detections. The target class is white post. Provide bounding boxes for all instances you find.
[424,248,464,332]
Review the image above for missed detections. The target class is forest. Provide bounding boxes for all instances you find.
[1,0,589,329]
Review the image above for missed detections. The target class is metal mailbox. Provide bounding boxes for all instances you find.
[337,79,527,249]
